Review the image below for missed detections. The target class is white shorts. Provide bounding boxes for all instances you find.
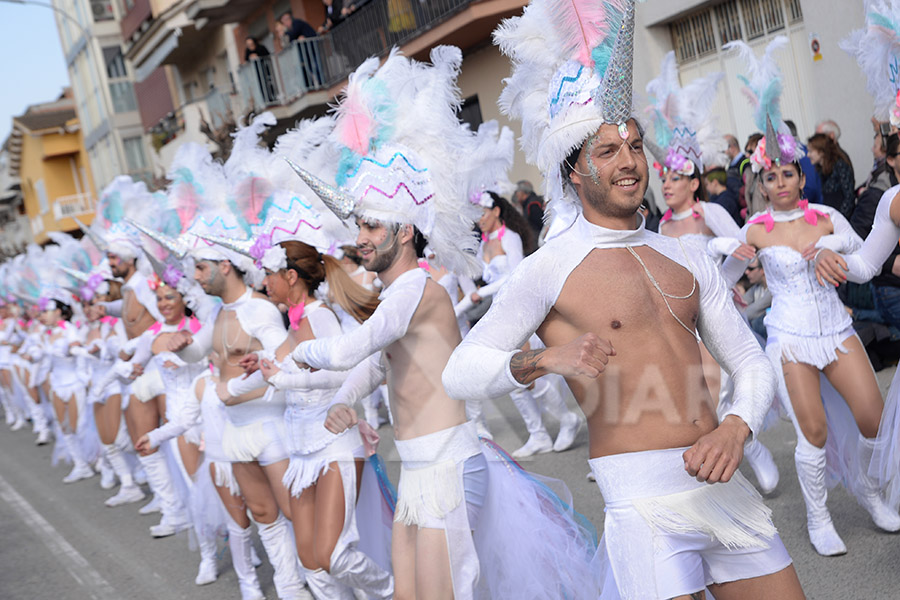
[591,447,792,599]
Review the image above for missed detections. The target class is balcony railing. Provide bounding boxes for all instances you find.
[53,193,95,221]
[237,0,476,109]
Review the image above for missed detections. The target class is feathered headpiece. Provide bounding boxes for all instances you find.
[464,121,517,209]
[645,51,726,176]
[724,36,803,173]
[495,0,639,220]
[289,47,483,277]
[841,0,900,127]
[93,176,167,262]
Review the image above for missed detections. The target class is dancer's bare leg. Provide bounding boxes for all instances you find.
[125,394,162,454]
[708,564,805,600]
[822,336,883,438]
[94,394,122,445]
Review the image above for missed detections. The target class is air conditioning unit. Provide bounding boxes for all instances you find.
[90,0,114,21]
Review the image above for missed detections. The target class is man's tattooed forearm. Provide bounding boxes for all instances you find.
[510,349,544,384]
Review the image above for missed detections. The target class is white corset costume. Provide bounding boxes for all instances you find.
[77,319,125,403]
[454,227,523,317]
[47,323,83,402]
[262,301,365,495]
[722,203,864,369]
[662,201,744,264]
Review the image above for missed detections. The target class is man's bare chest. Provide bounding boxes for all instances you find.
[551,248,699,337]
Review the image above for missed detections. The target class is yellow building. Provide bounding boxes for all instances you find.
[9,89,96,245]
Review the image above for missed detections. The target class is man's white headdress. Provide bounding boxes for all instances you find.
[495,0,639,220]
[288,46,483,277]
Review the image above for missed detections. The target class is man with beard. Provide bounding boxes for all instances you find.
[444,0,805,597]
[166,253,309,600]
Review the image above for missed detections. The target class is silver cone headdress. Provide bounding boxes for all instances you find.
[75,217,108,253]
[284,157,356,221]
[126,218,191,260]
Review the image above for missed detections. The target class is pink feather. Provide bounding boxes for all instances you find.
[336,94,375,155]
[236,177,274,225]
[556,0,623,66]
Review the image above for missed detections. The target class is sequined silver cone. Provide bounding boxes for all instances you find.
[765,115,780,162]
[125,218,192,260]
[192,232,255,259]
[283,157,356,221]
[74,217,108,253]
[599,0,636,126]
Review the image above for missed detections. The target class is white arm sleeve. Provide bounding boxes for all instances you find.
[842,188,900,284]
[720,222,752,288]
[293,278,423,371]
[692,251,775,438]
[176,322,214,364]
[331,353,386,408]
[814,207,864,254]
[101,300,123,317]
[226,369,267,398]
[146,395,201,449]
[444,252,560,400]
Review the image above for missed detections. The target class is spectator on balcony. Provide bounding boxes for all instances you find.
[279,11,317,43]
[317,0,344,34]
[244,37,270,61]
[341,0,372,18]
[277,11,324,90]
[244,37,278,104]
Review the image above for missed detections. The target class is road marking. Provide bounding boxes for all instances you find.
[0,473,119,600]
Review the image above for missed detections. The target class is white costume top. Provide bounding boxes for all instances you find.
[662,201,743,260]
[443,214,774,439]
[46,322,83,398]
[258,301,349,455]
[292,268,428,407]
[722,204,862,369]
[179,287,287,426]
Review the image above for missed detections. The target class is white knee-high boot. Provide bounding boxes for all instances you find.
[795,436,846,556]
[510,388,551,458]
[195,534,218,585]
[103,443,146,506]
[743,438,779,494]
[139,451,188,537]
[62,432,95,483]
[857,435,900,532]
[328,543,393,599]
[531,377,582,452]
[305,568,356,600]
[256,513,308,599]
[227,519,265,600]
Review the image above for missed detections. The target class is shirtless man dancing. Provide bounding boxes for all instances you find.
[444,1,806,597]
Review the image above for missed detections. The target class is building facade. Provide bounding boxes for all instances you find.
[51,0,155,191]
[0,143,31,259]
[9,91,96,245]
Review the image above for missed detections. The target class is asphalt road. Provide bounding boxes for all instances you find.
[1,370,899,600]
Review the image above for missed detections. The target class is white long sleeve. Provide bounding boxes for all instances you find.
[331,353,386,408]
[841,186,900,284]
[146,395,201,449]
[292,268,426,371]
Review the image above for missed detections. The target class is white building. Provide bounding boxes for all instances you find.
[634,0,871,183]
[51,0,155,189]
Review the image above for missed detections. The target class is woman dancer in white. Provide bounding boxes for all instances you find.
[130,260,218,584]
[644,51,780,494]
[721,37,900,556]
[41,295,97,484]
[456,191,582,456]
[252,239,392,598]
